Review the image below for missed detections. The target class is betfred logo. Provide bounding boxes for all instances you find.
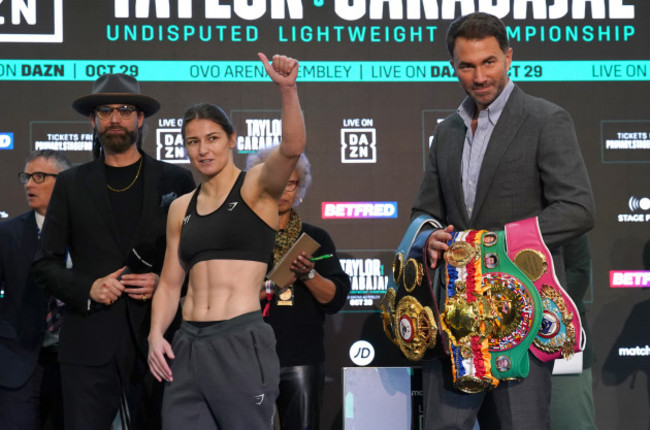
[610,271,650,288]
[322,202,397,219]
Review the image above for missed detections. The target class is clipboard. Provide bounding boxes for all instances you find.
[267,232,320,288]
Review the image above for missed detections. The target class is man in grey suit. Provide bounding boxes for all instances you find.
[411,12,595,430]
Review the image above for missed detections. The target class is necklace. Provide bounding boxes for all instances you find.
[106,157,143,192]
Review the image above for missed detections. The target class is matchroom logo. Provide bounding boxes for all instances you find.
[0,0,63,43]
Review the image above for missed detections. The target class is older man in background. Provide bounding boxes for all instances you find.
[0,150,72,430]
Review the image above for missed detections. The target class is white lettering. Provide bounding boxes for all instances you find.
[441,0,475,20]
[234,0,266,20]
[478,0,510,18]
[113,0,636,20]
[13,0,37,25]
[609,0,634,19]
[619,345,650,356]
[369,0,403,19]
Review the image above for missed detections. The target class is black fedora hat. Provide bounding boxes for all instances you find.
[73,73,160,117]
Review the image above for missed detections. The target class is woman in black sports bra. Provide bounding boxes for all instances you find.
[147,53,306,430]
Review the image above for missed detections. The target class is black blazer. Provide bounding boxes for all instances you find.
[34,153,195,366]
[0,211,46,388]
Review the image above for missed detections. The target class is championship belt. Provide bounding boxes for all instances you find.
[505,217,583,362]
[379,215,441,361]
[480,231,542,382]
[440,230,499,393]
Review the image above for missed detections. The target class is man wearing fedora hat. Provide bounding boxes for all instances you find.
[34,73,195,429]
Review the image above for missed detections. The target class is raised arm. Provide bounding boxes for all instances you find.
[253,53,306,199]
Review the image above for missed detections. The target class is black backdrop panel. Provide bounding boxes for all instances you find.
[1,1,649,428]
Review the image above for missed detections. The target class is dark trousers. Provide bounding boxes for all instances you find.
[0,346,64,430]
[277,363,325,430]
[422,353,552,430]
[60,334,161,430]
[61,360,123,430]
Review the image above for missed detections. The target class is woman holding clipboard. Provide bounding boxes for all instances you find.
[248,150,351,430]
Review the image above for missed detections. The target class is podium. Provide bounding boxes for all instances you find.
[342,367,422,430]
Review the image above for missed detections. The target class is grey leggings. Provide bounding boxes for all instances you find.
[162,312,280,429]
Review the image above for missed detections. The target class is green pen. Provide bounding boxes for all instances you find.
[310,254,334,261]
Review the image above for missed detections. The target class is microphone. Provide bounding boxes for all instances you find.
[122,242,158,276]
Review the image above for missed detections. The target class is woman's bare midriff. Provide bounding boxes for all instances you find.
[182,259,268,321]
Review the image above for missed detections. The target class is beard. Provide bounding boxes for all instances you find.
[97,127,139,154]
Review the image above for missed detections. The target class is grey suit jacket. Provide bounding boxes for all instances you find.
[412,85,595,283]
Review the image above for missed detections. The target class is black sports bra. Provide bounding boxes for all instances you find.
[179,171,276,268]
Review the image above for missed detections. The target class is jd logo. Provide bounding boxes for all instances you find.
[349,340,375,366]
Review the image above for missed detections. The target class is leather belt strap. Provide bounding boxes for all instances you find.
[504,217,583,361]
[441,230,499,393]
[481,230,542,381]
[379,215,441,361]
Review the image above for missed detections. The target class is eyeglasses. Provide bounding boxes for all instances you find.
[95,105,138,120]
[285,180,299,192]
[18,171,58,184]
